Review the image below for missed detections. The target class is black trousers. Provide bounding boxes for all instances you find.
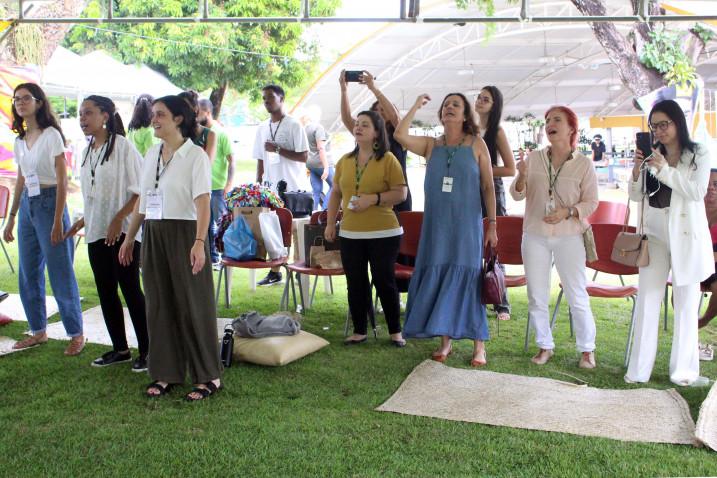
[340,235,402,335]
[87,235,149,358]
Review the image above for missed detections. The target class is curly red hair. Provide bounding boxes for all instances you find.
[545,105,578,149]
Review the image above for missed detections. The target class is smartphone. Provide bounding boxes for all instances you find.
[344,70,363,82]
[636,132,652,158]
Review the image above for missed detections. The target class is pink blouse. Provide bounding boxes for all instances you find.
[509,148,598,237]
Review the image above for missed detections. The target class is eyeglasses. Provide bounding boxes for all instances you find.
[476,96,492,104]
[649,120,673,132]
[12,94,37,105]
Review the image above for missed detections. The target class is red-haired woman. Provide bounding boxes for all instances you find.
[509,106,599,368]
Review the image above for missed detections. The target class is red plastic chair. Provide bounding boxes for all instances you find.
[394,211,423,282]
[538,223,640,366]
[587,200,628,225]
[285,210,345,313]
[0,185,14,272]
[483,216,526,289]
[215,207,293,308]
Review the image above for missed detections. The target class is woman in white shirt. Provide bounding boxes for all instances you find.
[509,105,598,368]
[625,99,713,387]
[119,95,222,401]
[3,83,84,355]
[65,95,149,372]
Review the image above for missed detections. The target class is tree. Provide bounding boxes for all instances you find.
[1,0,88,66]
[64,0,340,117]
[458,0,715,98]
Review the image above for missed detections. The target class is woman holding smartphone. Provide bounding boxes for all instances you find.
[625,99,713,386]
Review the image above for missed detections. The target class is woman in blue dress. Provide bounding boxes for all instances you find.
[395,93,498,366]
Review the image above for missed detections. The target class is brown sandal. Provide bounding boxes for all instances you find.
[64,336,86,356]
[13,334,48,350]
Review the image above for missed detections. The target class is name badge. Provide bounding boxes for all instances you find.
[145,190,163,220]
[25,172,41,197]
[442,176,453,193]
[545,197,556,215]
[266,152,280,165]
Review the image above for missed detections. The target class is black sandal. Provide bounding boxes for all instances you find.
[185,381,222,402]
[146,381,173,398]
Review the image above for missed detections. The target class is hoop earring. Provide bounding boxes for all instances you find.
[373,142,379,151]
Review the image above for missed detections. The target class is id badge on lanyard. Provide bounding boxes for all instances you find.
[25,171,41,197]
[442,176,453,193]
[146,190,163,220]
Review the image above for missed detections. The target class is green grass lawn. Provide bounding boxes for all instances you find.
[1,237,717,477]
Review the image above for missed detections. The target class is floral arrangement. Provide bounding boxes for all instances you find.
[225,183,284,209]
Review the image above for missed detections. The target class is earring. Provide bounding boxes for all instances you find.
[102,123,107,129]
[373,142,379,151]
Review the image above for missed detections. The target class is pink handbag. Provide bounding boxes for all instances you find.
[481,246,506,305]
[610,196,649,267]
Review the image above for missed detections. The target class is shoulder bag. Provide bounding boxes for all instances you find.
[610,190,649,268]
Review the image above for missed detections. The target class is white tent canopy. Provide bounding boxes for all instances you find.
[296,0,717,132]
[42,46,181,99]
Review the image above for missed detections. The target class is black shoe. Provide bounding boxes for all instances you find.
[92,350,132,367]
[132,356,148,373]
[343,337,368,345]
[0,290,8,303]
[258,271,283,286]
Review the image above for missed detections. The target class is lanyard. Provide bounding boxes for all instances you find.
[354,154,373,193]
[546,148,569,197]
[269,117,284,142]
[443,134,465,175]
[87,142,107,188]
[154,144,174,190]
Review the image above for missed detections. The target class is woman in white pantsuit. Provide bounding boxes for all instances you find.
[625,99,714,387]
[510,105,599,368]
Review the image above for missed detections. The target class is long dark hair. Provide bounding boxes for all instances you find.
[178,90,199,111]
[480,86,503,166]
[11,82,66,143]
[438,92,479,137]
[154,95,198,141]
[128,94,153,130]
[349,111,389,160]
[81,95,125,167]
[649,99,698,168]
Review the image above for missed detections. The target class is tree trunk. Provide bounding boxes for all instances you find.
[571,0,665,97]
[2,0,87,66]
[209,80,229,120]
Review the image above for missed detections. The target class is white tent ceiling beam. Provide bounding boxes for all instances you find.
[7,0,716,24]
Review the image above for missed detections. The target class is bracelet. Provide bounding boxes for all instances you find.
[195,238,205,243]
[376,193,381,206]
[9,212,16,217]
[488,219,497,224]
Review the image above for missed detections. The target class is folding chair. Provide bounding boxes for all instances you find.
[215,207,293,309]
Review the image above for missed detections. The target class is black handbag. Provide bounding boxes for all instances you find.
[277,180,313,218]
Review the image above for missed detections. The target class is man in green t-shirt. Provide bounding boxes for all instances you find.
[198,99,235,264]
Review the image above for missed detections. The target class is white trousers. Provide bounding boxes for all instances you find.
[625,206,700,385]
[522,232,596,352]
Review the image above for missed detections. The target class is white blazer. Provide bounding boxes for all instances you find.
[629,143,715,287]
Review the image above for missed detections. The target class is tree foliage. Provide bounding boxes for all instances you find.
[64,0,340,115]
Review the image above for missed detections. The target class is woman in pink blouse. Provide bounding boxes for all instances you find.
[509,106,599,368]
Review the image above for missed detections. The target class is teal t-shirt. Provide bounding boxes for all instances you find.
[211,126,232,190]
[127,127,157,156]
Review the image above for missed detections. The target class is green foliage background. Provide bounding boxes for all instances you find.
[64,0,340,100]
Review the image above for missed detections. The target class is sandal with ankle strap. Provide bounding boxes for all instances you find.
[146,381,173,398]
[185,381,223,402]
[13,334,48,350]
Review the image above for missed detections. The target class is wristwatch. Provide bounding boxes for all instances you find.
[567,207,575,218]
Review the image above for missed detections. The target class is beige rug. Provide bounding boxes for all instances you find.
[377,360,696,445]
[0,294,58,322]
[44,306,233,348]
[696,381,717,451]
[0,336,30,357]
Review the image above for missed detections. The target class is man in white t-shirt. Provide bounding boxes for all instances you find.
[253,84,309,286]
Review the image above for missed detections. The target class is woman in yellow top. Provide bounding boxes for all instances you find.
[325,111,408,346]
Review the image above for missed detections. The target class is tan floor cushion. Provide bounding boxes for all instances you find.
[233,330,329,366]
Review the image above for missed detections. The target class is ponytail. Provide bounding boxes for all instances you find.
[84,95,124,165]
